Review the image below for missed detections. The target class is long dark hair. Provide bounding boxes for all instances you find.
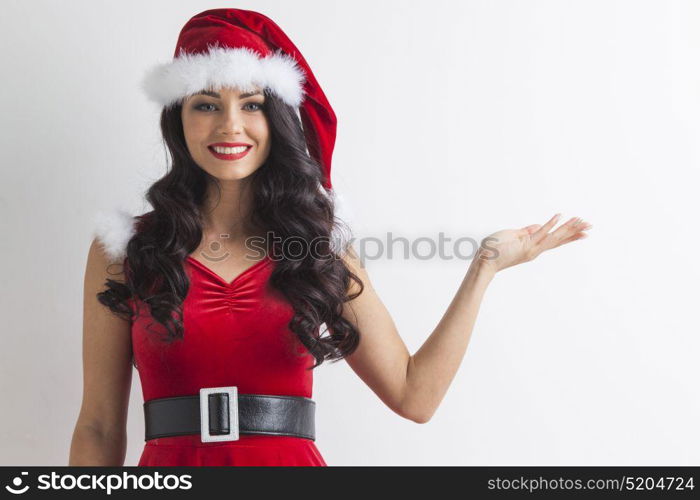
[98,88,363,369]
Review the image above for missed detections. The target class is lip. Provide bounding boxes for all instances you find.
[208,144,252,161]
[209,142,252,148]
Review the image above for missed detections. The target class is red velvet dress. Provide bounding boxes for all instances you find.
[129,255,327,466]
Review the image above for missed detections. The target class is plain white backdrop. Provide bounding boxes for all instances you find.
[1,0,698,465]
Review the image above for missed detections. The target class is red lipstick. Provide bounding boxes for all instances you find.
[208,142,252,161]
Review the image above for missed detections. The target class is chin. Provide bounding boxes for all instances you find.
[203,165,260,182]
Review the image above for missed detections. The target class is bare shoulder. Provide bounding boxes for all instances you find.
[83,236,130,334]
[87,237,126,284]
[338,244,373,297]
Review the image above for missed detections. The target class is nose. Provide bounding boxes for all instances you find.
[217,107,245,135]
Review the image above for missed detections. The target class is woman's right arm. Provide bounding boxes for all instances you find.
[69,237,133,466]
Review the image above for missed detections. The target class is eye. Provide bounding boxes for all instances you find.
[194,102,216,112]
[193,101,264,112]
[244,101,265,112]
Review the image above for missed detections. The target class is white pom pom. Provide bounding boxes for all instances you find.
[332,189,355,230]
[318,184,356,255]
[92,208,137,261]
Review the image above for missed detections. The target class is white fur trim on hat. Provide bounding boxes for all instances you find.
[140,44,307,108]
[93,208,137,262]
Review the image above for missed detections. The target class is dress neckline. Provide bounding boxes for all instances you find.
[185,254,271,287]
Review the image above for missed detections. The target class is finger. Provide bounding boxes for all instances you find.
[531,213,561,244]
[549,216,588,243]
[540,216,593,251]
[558,231,588,246]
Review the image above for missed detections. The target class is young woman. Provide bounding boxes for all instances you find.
[69,8,592,466]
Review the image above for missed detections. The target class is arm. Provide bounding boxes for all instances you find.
[341,214,591,423]
[340,246,493,424]
[401,259,493,422]
[69,238,134,466]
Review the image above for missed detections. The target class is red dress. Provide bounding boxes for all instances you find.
[129,254,327,466]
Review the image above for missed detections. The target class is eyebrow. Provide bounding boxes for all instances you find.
[194,90,263,99]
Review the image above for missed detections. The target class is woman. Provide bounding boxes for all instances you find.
[69,8,592,466]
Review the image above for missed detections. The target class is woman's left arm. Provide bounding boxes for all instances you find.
[340,213,591,423]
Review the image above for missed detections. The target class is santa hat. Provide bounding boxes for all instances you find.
[141,7,337,190]
[94,8,354,261]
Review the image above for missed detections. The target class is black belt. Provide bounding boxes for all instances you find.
[143,386,316,442]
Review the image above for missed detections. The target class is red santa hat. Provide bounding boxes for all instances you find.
[140,7,337,190]
[94,8,354,261]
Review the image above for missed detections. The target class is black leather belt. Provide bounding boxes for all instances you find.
[143,386,316,442]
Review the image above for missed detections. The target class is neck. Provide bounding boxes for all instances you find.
[201,178,258,239]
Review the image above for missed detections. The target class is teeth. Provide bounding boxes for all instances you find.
[212,146,248,154]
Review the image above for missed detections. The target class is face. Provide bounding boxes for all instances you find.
[181,86,271,182]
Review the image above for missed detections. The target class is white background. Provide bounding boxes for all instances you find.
[1,0,698,465]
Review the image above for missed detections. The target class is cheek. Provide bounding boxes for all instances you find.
[182,113,209,142]
[252,118,271,147]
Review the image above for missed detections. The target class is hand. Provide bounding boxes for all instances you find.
[475,214,592,274]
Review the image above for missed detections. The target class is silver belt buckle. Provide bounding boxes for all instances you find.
[199,386,239,442]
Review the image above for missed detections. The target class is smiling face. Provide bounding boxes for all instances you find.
[181,86,272,182]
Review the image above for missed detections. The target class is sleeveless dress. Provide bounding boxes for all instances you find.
[129,254,327,466]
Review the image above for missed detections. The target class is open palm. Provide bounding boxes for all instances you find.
[476,214,592,273]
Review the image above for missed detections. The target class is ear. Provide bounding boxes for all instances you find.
[92,208,137,261]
